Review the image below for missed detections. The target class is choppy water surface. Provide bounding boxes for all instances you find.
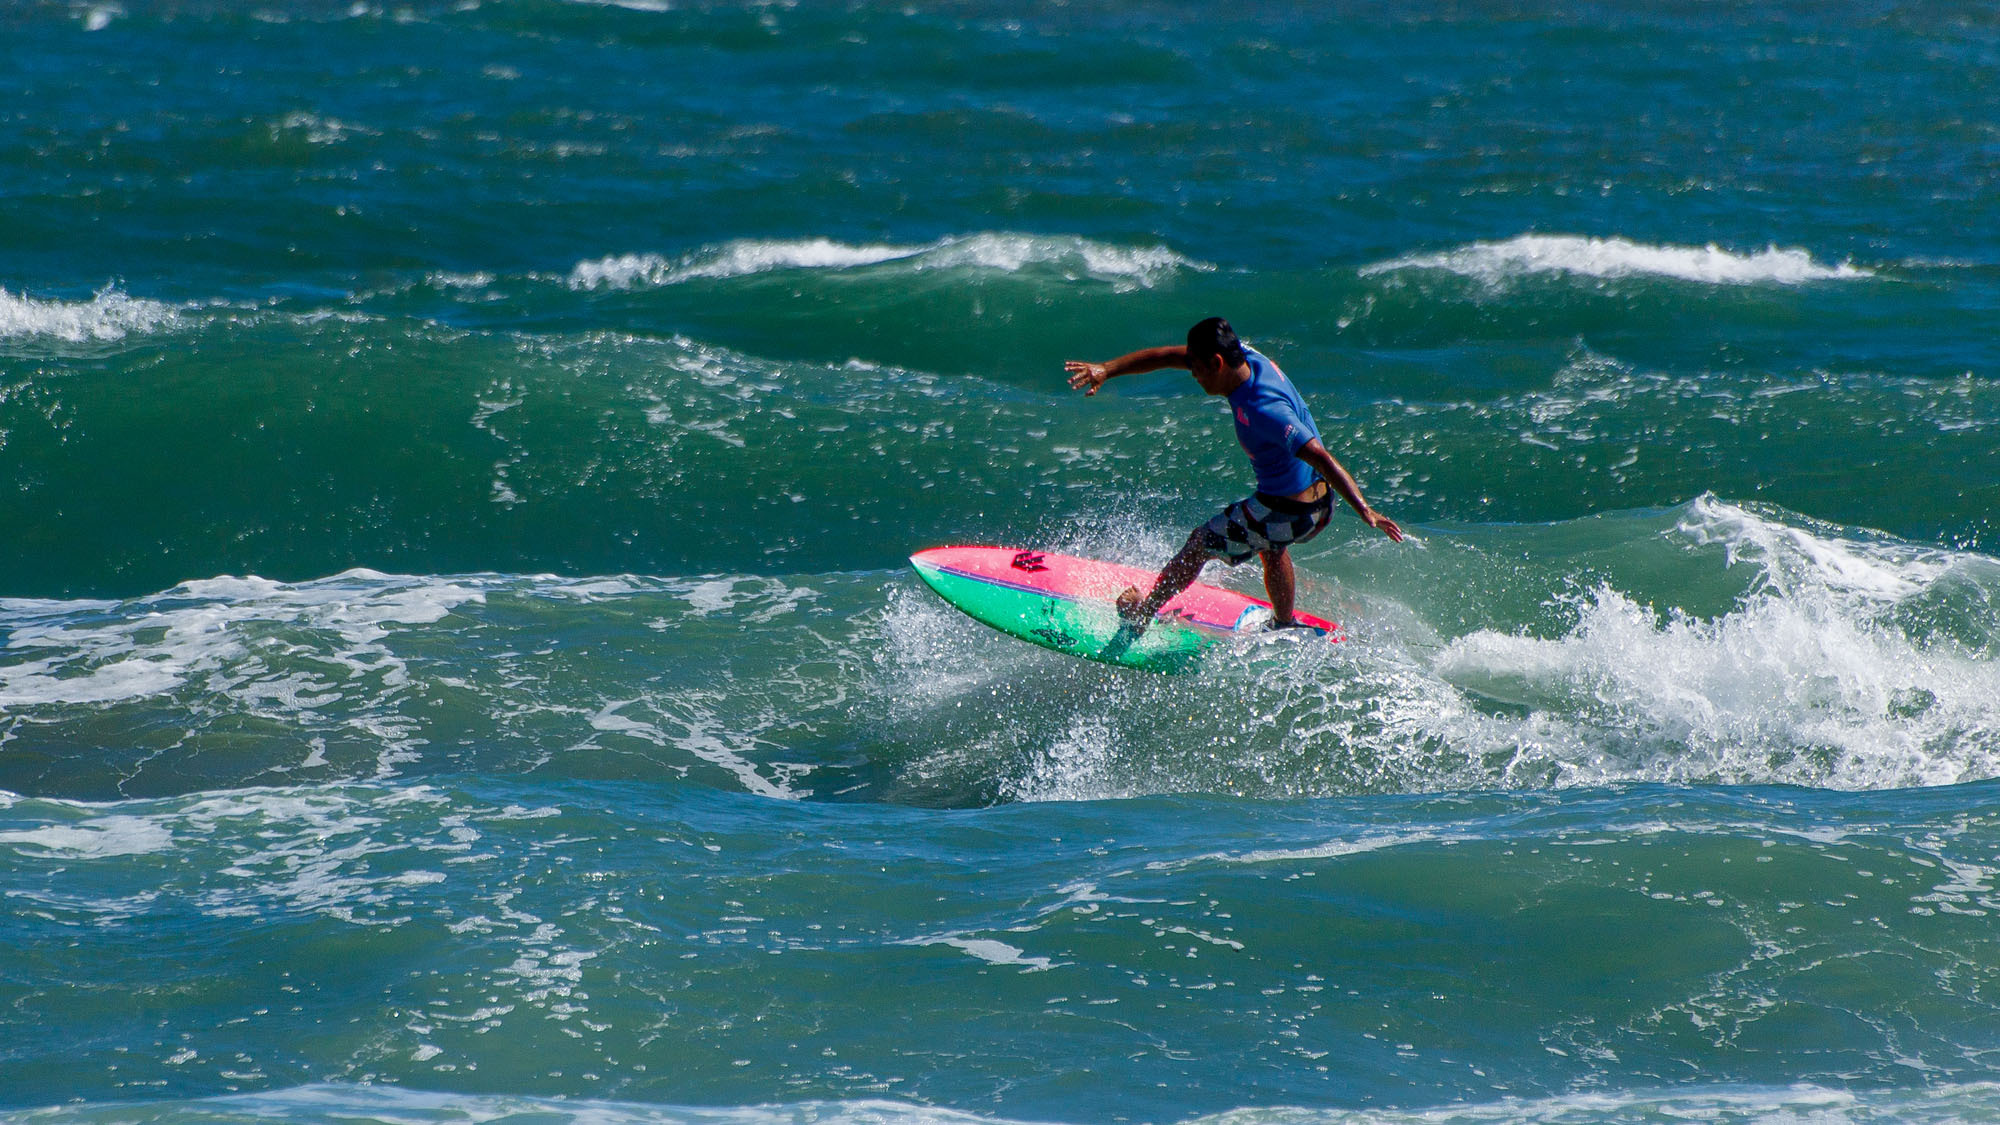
[4,3,1999,1123]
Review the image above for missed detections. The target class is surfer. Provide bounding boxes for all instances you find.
[1065,317,1403,632]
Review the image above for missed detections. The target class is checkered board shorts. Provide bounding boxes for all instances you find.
[1196,489,1335,566]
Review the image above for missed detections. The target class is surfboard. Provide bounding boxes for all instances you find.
[908,545,1341,673]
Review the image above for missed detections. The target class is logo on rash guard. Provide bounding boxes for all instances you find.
[1236,407,1248,425]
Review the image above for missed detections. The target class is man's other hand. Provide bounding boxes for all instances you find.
[1065,360,1109,395]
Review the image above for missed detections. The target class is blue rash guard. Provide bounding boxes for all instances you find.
[1227,347,1321,497]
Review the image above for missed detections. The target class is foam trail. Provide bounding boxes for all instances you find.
[1364,234,1870,286]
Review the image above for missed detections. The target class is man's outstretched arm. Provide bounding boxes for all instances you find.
[1298,439,1404,542]
[1065,346,1190,395]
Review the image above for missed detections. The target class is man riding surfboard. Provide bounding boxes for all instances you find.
[1065,317,1404,633]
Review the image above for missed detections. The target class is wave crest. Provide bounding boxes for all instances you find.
[567,233,1205,291]
[0,286,179,342]
[1363,234,1870,286]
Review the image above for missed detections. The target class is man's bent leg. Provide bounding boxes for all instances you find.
[1118,529,1212,631]
[1260,548,1296,626]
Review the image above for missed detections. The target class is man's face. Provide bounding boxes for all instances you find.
[1189,353,1228,395]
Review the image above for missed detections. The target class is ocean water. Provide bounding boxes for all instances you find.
[5,2,2000,1123]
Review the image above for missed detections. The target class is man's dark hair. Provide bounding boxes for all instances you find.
[1187,317,1247,367]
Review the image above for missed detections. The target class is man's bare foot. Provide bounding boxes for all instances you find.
[1115,586,1151,632]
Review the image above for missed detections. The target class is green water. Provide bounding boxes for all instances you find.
[4,2,2000,1122]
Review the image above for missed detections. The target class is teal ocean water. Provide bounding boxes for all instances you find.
[6,3,2000,1122]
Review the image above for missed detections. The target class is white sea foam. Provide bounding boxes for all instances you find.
[584,698,805,800]
[1186,1082,2000,1124]
[1364,234,1870,286]
[272,112,377,146]
[0,786,463,920]
[673,576,818,621]
[0,286,179,342]
[568,233,1203,291]
[185,789,451,924]
[906,934,1058,972]
[0,570,486,712]
[1673,495,1956,603]
[0,815,173,859]
[14,1087,1079,1125]
[1151,832,1454,872]
[1,568,840,796]
[561,0,677,11]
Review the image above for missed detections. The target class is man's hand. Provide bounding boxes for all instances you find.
[1363,508,1405,542]
[1065,360,1109,395]
[1295,439,1406,543]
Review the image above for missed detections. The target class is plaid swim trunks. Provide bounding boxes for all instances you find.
[1196,487,1335,566]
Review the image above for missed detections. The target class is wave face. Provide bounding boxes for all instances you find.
[6,1,2000,1124]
